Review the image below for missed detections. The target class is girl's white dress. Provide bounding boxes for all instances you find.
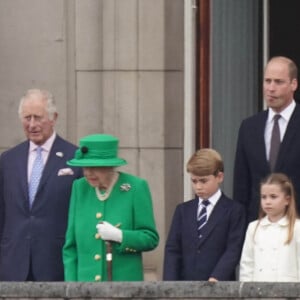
[239,216,300,281]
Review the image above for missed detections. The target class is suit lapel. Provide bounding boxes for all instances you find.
[189,198,200,240]
[18,142,30,201]
[197,195,227,247]
[248,110,272,172]
[255,110,269,166]
[276,104,300,169]
[183,197,199,241]
[34,136,65,202]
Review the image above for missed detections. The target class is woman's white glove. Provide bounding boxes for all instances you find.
[96,221,122,243]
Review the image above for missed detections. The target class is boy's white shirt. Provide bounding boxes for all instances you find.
[197,189,221,220]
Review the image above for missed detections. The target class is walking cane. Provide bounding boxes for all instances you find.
[105,241,113,281]
[104,223,121,281]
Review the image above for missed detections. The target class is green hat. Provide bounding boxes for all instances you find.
[67,134,127,167]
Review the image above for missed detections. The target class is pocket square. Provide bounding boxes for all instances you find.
[58,168,74,176]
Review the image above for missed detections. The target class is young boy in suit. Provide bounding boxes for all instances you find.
[163,148,246,281]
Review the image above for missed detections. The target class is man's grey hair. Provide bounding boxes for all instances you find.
[18,89,57,120]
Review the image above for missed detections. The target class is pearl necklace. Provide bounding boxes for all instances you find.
[95,172,119,201]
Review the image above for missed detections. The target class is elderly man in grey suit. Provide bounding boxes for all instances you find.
[0,89,82,281]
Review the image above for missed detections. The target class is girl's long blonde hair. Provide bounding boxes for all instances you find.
[256,173,298,244]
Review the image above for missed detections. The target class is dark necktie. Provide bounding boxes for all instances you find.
[197,199,210,238]
[269,114,281,171]
[29,147,44,207]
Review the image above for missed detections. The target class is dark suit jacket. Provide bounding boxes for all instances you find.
[0,135,82,281]
[233,104,300,222]
[163,193,246,281]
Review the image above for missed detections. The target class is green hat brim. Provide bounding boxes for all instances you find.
[67,158,127,167]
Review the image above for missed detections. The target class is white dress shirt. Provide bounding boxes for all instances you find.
[265,100,295,160]
[197,189,221,220]
[27,132,56,182]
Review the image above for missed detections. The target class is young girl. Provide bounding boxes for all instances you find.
[239,173,300,281]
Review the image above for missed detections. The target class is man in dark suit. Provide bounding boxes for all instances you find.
[0,89,82,281]
[233,56,300,223]
[163,148,245,281]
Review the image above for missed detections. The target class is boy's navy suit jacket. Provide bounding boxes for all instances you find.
[163,193,246,280]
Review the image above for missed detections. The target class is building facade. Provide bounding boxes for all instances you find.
[2,0,289,280]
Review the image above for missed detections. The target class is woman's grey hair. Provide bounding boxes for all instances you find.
[18,89,57,120]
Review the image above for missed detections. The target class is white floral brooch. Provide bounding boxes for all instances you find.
[120,183,131,192]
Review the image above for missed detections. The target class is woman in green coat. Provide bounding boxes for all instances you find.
[63,134,159,281]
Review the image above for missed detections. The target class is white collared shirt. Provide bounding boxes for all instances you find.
[265,100,296,160]
[27,132,56,182]
[197,189,221,220]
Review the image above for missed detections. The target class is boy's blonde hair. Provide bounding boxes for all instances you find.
[256,173,298,244]
[186,148,224,176]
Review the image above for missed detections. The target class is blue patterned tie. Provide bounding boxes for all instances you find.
[197,199,210,238]
[29,147,44,207]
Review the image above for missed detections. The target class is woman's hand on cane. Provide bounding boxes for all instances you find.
[96,221,122,243]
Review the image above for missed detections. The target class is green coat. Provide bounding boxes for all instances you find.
[63,172,159,281]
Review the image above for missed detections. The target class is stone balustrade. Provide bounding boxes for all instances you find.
[0,281,299,299]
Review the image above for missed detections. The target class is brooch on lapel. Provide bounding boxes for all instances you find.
[120,183,131,192]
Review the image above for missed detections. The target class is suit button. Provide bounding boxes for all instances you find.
[94,254,101,260]
[95,275,101,281]
[96,212,102,219]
